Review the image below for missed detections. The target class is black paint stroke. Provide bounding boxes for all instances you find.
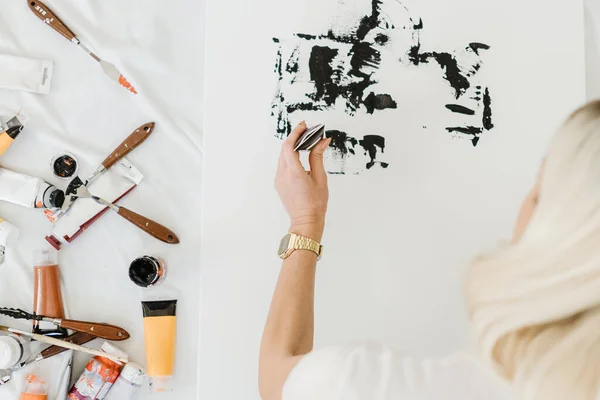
[359,135,389,169]
[446,126,483,146]
[364,93,398,114]
[483,88,494,130]
[445,104,475,115]
[326,130,388,172]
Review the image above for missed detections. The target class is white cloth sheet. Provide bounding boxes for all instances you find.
[0,0,204,399]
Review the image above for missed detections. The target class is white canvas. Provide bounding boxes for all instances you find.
[200,0,586,398]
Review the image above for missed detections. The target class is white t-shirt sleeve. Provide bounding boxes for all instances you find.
[283,342,513,400]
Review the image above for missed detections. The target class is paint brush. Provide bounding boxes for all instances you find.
[0,325,129,364]
[27,0,137,94]
[0,308,129,341]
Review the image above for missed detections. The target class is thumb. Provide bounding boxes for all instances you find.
[309,138,331,184]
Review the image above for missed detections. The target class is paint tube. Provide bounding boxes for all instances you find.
[142,300,177,393]
[104,362,146,400]
[0,113,27,157]
[0,218,19,265]
[68,342,128,400]
[0,54,53,94]
[20,374,48,400]
[0,168,65,209]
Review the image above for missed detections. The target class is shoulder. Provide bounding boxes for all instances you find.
[283,342,514,400]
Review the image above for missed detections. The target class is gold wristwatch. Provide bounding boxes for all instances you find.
[278,233,323,260]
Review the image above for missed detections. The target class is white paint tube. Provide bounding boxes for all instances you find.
[0,168,65,209]
[0,219,18,265]
[0,54,53,94]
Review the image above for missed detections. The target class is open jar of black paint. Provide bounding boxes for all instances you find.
[129,256,167,288]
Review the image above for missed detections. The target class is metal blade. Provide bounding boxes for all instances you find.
[99,60,121,82]
[90,196,119,212]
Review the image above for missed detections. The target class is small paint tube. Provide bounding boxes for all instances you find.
[20,374,47,400]
[104,362,146,400]
[0,218,19,265]
[0,54,53,94]
[68,342,128,400]
[0,168,65,209]
[0,113,27,157]
[142,300,177,393]
[129,256,167,288]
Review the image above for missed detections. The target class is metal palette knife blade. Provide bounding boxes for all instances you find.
[61,176,91,211]
[294,124,326,152]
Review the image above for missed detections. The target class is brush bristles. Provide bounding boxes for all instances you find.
[0,326,9,332]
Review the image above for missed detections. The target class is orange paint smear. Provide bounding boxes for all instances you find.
[118,75,138,95]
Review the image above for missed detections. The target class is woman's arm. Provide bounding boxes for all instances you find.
[259,122,332,400]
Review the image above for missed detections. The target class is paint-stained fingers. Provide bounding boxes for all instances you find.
[282,122,307,171]
[309,138,331,185]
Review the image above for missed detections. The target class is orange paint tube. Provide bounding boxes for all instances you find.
[21,374,47,400]
[142,300,177,393]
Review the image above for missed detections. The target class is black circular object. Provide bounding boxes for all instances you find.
[49,190,65,208]
[129,256,160,288]
[53,155,78,178]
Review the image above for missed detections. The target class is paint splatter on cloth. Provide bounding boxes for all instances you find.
[271,0,494,174]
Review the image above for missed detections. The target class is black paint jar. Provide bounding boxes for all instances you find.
[128,256,167,288]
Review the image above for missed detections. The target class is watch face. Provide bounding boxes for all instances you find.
[278,234,292,255]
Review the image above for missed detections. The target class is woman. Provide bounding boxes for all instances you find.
[259,100,600,400]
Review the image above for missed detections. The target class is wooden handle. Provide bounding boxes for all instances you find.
[28,0,77,42]
[118,207,180,244]
[40,332,95,359]
[60,319,130,341]
[101,122,155,169]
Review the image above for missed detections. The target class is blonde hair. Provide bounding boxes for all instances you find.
[466,100,600,399]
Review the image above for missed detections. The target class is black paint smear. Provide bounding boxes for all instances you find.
[356,0,383,40]
[286,47,300,73]
[326,130,358,156]
[413,51,470,99]
[296,33,318,40]
[445,104,475,115]
[308,46,340,106]
[326,130,388,171]
[272,38,280,43]
[469,42,490,55]
[359,135,388,169]
[375,34,389,45]
[446,126,483,147]
[483,88,494,130]
[364,93,397,114]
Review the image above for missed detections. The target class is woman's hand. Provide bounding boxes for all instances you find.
[275,121,332,242]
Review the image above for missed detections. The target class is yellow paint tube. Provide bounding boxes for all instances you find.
[142,300,177,393]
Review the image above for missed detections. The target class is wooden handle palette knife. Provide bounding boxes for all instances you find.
[0,308,130,341]
[60,122,155,216]
[27,0,137,94]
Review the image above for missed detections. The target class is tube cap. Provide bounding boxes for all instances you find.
[0,337,20,369]
[34,248,57,267]
[149,376,172,393]
[121,362,146,386]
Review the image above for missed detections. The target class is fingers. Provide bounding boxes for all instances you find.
[282,121,306,172]
[309,137,332,185]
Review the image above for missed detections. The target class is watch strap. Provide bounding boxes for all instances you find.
[290,233,322,260]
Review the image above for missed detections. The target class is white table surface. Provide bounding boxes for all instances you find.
[0,0,204,398]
